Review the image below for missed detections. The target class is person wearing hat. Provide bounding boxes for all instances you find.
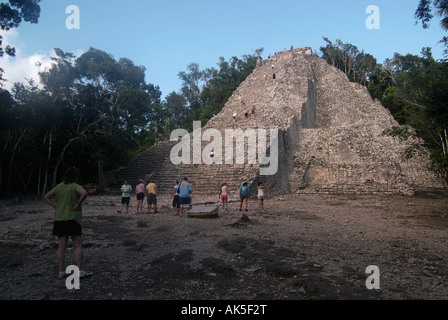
[219,182,229,211]
[135,179,145,213]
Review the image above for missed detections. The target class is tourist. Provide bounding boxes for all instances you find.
[244,110,249,118]
[135,179,145,213]
[273,73,276,83]
[239,182,250,211]
[118,180,132,214]
[43,167,92,279]
[219,182,229,211]
[251,105,256,116]
[178,177,192,217]
[145,179,158,214]
[172,180,180,216]
[233,112,237,122]
[257,182,270,210]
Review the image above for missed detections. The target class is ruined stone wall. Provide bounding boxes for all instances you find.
[291,56,446,195]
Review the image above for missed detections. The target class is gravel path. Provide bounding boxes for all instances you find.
[1,192,447,301]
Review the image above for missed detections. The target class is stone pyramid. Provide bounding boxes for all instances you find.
[110,47,446,196]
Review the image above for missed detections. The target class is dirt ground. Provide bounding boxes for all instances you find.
[1,191,448,302]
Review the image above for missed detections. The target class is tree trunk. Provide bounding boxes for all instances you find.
[0,156,3,196]
[440,129,447,156]
[37,167,41,196]
[51,136,79,187]
[51,118,104,187]
[42,131,52,196]
[97,157,105,193]
[7,129,26,194]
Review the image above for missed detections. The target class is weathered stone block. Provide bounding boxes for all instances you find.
[188,206,219,219]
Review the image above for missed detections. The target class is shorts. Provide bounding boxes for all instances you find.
[136,193,145,201]
[179,197,192,206]
[121,197,130,205]
[221,195,228,201]
[147,193,157,205]
[240,194,249,200]
[258,196,265,200]
[52,220,82,237]
[173,195,180,208]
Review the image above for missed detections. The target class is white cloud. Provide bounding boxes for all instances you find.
[2,52,54,89]
[1,29,54,90]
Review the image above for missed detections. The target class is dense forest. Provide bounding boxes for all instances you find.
[0,0,447,197]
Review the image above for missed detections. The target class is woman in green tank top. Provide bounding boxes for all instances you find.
[44,167,91,279]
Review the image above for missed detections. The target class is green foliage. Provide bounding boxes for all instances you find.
[380,51,448,181]
[320,38,378,86]
[168,51,261,133]
[0,0,41,81]
[415,0,448,55]
[0,48,162,195]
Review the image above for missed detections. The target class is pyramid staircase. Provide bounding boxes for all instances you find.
[110,47,446,197]
[110,48,312,196]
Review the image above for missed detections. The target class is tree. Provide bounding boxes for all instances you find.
[173,48,263,130]
[415,0,448,55]
[173,50,261,130]
[355,51,377,86]
[164,91,188,130]
[72,48,161,192]
[0,0,41,81]
[178,62,204,128]
[320,37,378,86]
[0,47,163,196]
[0,87,17,194]
[378,49,448,181]
[199,52,260,122]
[0,78,66,195]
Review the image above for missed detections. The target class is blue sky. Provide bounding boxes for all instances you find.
[2,0,447,97]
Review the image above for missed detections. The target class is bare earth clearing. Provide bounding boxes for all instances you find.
[1,192,447,302]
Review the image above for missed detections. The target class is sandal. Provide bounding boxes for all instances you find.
[79,270,93,278]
